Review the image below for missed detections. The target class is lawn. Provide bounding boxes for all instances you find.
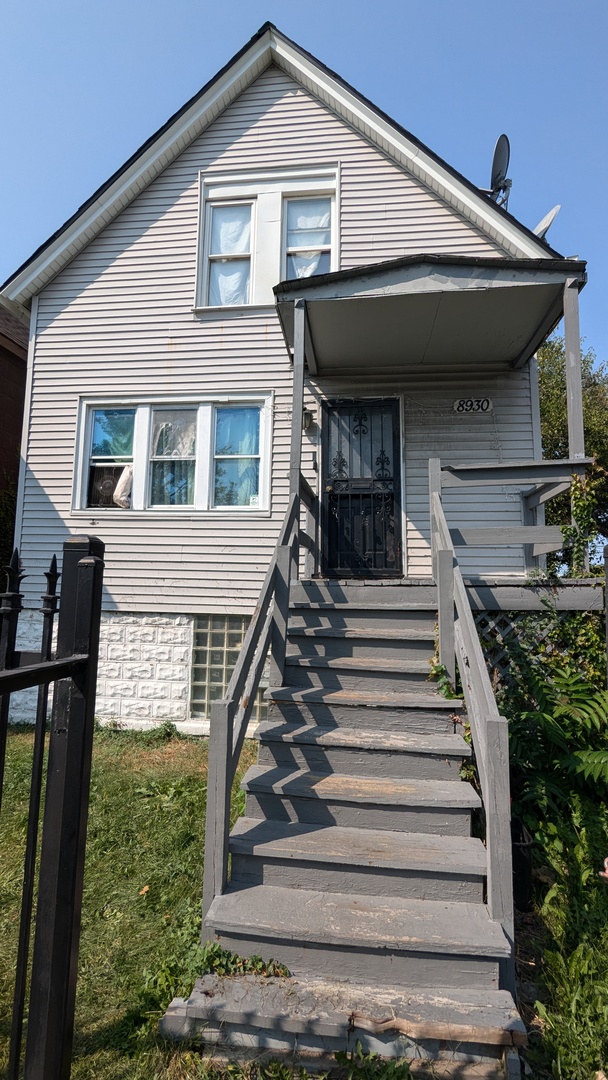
[0,724,257,1079]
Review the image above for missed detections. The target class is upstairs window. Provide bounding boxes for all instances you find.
[196,168,338,309]
[284,197,332,279]
[207,203,252,306]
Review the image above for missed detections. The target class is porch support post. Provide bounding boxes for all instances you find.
[563,278,585,460]
[290,299,306,497]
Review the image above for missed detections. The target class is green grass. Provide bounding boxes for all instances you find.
[0,723,260,1078]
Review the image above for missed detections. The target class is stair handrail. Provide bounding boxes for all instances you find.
[202,490,300,920]
[430,485,515,992]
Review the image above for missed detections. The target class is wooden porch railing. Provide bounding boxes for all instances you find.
[429,454,592,991]
[429,477,515,992]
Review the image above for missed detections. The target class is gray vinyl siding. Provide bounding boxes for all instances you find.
[22,66,515,611]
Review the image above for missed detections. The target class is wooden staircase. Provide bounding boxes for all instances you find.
[163,582,525,1076]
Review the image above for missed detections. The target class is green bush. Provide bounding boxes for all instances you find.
[498,634,608,1078]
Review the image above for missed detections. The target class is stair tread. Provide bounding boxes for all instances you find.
[230,817,486,874]
[288,627,435,641]
[242,765,481,808]
[182,973,526,1044]
[292,601,438,611]
[267,687,463,709]
[207,883,509,957]
[285,655,430,673]
[254,722,471,757]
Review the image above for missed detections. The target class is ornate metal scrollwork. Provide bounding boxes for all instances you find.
[375,449,391,479]
[330,450,348,479]
[352,409,368,436]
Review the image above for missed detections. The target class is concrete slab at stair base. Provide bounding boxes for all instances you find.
[160,974,523,1077]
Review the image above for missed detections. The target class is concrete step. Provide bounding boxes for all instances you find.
[205,884,508,988]
[267,693,465,736]
[287,627,435,662]
[255,721,470,780]
[242,764,479,834]
[283,654,431,691]
[162,973,525,1074]
[230,817,486,902]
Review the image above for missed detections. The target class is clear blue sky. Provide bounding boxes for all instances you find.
[2,0,606,360]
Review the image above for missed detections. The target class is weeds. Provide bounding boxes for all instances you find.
[501,648,608,1079]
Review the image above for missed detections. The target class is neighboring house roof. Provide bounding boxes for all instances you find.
[1,22,561,314]
[0,306,28,358]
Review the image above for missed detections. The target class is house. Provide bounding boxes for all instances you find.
[1,23,597,1073]
[0,23,589,727]
[0,306,28,560]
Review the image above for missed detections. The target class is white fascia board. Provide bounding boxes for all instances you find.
[2,33,275,306]
[269,33,551,262]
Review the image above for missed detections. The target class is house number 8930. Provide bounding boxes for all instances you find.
[453,398,493,414]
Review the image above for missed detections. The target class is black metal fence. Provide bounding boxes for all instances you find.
[0,535,104,1080]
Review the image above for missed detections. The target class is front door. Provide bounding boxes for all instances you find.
[321,399,402,577]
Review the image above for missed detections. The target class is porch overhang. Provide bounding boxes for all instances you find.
[274,254,586,376]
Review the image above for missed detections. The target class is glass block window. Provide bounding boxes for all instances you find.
[191,614,268,722]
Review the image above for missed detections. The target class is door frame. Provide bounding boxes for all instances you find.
[319,396,404,578]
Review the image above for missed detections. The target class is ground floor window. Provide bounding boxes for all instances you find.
[190,614,268,722]
[75,394,272,513]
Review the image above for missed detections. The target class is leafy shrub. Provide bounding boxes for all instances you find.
[498,642,608,1077]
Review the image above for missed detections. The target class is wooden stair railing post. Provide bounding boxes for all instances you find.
[437,548,455,684]
[269,541,292,688]
[429,464,455,684]
[202,700,233,922]
[428,458,442,581]
[486,714,515,995]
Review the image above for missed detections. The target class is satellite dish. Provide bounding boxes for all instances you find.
[491,134,510,192]
[533,204,561,240]
[480,134,512,209]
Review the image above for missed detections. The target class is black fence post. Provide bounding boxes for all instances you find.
[8,555,61,1080]
[23,536,104,1080]
[0,548,24,813]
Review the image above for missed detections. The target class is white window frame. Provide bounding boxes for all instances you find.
[73,393,272,515]
[195,166,340,310]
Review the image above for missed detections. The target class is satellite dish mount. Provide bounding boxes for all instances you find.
[481,134,512,210]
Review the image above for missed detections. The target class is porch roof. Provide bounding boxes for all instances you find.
[274,254,586,376]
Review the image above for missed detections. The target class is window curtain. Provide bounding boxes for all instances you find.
[214,407,259,456]
[209,204,251,306]
[150,410,196,506]
[214,407,260,506]
[286,198,331,279]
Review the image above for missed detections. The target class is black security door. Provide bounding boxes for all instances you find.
[321,400,402,576]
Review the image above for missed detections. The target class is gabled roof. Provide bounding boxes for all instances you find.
[1,22,561,316]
